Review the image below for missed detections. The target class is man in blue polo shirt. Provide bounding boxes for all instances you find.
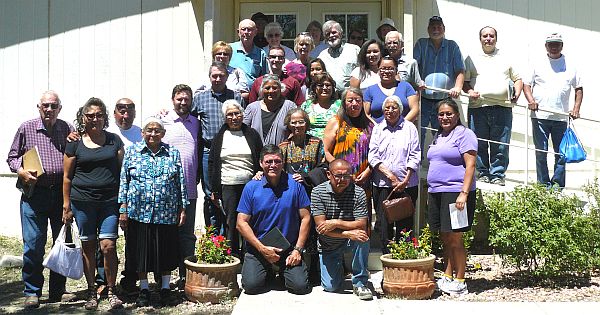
[237,144,311,295]
[230,19,268,90]
[414,16,465,146]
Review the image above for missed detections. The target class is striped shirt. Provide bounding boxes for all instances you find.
[7,117,74,187]
[160,111,199,199]
[310,182,367,252]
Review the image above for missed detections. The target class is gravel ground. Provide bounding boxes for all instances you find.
[432,255,600,302]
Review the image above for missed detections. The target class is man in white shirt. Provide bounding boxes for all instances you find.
[107,98,142,147]
[318,20,360,93]
[463,26,522,186]
[523,33,583,188]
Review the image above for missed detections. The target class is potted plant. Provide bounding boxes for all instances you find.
[380,226,436,299]
[184,226,241,303]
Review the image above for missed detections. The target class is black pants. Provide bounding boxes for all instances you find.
[241,251,310,295]
[372,185,418,254]
[221,184,246,258]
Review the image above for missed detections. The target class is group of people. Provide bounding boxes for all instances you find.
[7,11,583,310]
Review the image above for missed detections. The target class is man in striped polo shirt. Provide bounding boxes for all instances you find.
[311,159,372,300]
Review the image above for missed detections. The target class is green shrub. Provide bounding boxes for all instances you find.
[485,184,600,276]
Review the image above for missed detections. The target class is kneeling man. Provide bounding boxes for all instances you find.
[311,159,372,300]
[237,144,311,295]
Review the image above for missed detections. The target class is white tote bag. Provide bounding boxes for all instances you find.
[43,222,84,280]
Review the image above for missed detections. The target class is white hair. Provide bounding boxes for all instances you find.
[322,20,343,36]
[143,116,164,130]
[221,99,244,118]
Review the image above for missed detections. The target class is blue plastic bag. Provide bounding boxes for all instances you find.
[559,119,586,163]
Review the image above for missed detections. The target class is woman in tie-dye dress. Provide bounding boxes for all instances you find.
[323,87,374,219]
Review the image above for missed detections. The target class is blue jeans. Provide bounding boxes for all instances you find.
[70,200,119,241]
[201,147,224,235]
[319,240,370,292]
[420,97,441,148]
[20,186,66,297]
[468,106,512,179]
[178,198,197,278]
[531,118,567,187]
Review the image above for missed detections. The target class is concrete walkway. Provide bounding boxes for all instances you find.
[232,271,600,315]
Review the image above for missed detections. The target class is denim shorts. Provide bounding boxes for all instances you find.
[71,200,119,241]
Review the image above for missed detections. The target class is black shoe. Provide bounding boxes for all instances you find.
[136,289,150,307]
[119,279,139,296]
[160,288,178,306]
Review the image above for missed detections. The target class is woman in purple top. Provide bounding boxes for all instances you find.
[363,56,419,123]
[368,95,420,253]
[426,98,477,296]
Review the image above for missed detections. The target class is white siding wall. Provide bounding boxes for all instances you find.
[413,0,600,186]
[0,0,204,174]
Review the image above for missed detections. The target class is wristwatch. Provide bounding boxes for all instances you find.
[293,246,306,254]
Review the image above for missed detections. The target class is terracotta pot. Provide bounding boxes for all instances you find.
[184,255,241,303]
[380,254,436,299]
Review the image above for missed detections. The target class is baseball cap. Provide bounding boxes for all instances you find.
[546,33,563,43]
[429,16,444,26]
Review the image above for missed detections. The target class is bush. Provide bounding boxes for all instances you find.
[485,184,600,276]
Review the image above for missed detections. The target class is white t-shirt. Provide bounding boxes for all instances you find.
[350,67,380,92]
[220,130,254,185]
[318,43,361,92]
[106,123,142,148]
[525,54,581,121]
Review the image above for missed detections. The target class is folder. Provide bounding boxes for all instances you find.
[16,146,45,197]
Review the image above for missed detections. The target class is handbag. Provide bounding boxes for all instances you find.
[382,190,415,222]
[559,118,587,163]
[43,223,84,280]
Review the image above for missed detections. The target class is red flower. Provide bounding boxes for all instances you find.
[412,237,419,247]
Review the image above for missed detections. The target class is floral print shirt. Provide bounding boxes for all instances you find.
[118,141,188,225]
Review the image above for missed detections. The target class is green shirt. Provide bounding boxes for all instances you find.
[301,99,341,139]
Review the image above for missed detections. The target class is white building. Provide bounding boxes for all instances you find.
[1,0,599,188]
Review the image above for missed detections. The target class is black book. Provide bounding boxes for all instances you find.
[261,227,291,252]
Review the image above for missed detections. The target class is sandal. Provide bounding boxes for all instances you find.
[107,286,123,309]
[84,288,98,310]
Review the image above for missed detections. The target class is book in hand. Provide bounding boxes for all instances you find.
[261,227,291,252]
[16,146,45,198]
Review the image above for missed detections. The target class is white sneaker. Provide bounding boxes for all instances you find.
[445,279,468,295]
[353,286,373,300]
[436,276,452,293]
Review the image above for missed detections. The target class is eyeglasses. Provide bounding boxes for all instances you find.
[289,120,306,126]
[331,173,353,181]
[144,128,164,135]
[385,41,401,46]
[226,111,242,118]
[39,103,60,110]
[84,113,104,120]
[264,159,283,165]
[267,33,281,38]
[438,112,455,118]
[316,83,333,89]
[268,55,285,60]
[383,106,399,112]
[379,67,396,73]
[349,35,363,41]
[116,103,135,112]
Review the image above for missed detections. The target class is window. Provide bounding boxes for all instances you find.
[324,13,368,42]
[264,14,297,49]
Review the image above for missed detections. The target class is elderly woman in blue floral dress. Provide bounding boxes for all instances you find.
[118,117,188,307]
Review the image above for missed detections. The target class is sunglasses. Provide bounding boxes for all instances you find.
[264,159,283,165]
[84,113,104,120]
[116,103,135,112]
[39,103,60,110]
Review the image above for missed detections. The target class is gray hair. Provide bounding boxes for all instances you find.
[322,20,343,36]
[40,90,61,105]
[221,99,244,118]
[258,74,287,100]
[383,95,402,110]
[264,22,283,37]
